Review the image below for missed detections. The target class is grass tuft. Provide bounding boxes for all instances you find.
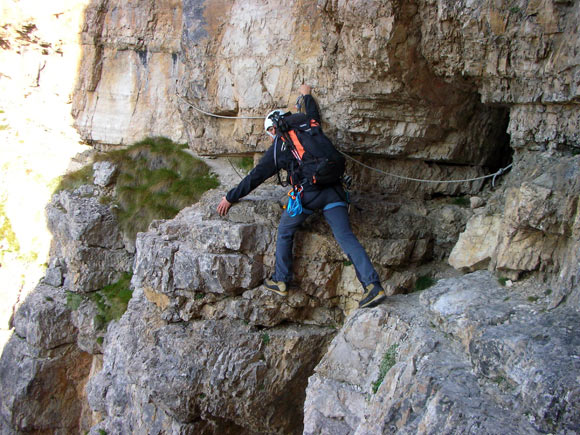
[231,156,254,172]
[90,272,133,329]
[65,291,83,311]
[96,137,219,240]
[56,137,219,241]
[415,275,436,292]
[451,196,470,207]
[66,272,133,330]
[372,344,398,393]
[54,165,93,193]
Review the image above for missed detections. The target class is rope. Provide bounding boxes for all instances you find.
[176,94,263,119]
[339,151,512,187]
[227,157,245,180]
[176,93,513,186]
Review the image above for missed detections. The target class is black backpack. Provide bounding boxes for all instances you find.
[271,112,346,187]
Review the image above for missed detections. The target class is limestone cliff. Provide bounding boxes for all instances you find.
[1,0,579,434]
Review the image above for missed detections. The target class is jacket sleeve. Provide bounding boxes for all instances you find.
[225,144,278,203]
[303,94,321,124]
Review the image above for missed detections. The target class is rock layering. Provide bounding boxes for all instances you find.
[1,0,580,434]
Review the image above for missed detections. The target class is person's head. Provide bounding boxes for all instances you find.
[264,109,285,139]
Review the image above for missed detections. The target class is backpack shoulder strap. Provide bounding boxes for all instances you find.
[288,130,306,160]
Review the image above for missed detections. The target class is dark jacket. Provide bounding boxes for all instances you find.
[226,95,345,209]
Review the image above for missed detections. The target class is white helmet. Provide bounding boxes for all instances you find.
[264,109,286,138]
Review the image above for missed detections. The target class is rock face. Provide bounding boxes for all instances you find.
[2,0,580,434]
[132,188,460,320]
[305,271,580,434]
[46,185,133,293]
[0,284,92,434]
[451,153,580,308]
[72,0,186,147]
[86,290,334,434]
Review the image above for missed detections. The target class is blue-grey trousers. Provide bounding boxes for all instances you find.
[272,204,380,287]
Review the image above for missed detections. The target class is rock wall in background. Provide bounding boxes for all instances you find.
[72,0,186,147]
[1,0,579,434]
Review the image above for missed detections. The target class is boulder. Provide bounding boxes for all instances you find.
[46,186,133,293]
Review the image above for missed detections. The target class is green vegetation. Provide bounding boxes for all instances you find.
[98,137,219,240]
[0,199,20,262]
[498,276,509,286]
[261,332,271,346]
[414,275,436,292]
[372,344,398,394]
[66,272,133,330]
[451,196,470,207]
[56,137,219,241]
[54,165,93,193]
[545,288,552,296]
[527,296,539,303]
[231,156,254,172]
[492,375,508,387]
[65,291,84,310]
[91,272,133,329]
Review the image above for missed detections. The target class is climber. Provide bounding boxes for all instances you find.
[216,84,386,309]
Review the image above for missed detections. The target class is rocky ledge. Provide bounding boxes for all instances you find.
[1,177,579,433]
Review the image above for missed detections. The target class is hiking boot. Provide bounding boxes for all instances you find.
[359,283,386,308]
[264,278,288,297]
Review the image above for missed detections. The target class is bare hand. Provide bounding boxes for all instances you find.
[298,84,311,96]
[217,197,232,216]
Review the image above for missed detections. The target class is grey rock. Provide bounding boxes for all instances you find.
[12,284,76,349]
[470,196,485,209]
[47,188,124,249]
[305,271,580,434]
[0,336,91,434]
[0,284,91,434]
[43,259,64,287]
[46,188,133,292]
[71,297,105,354]
[92,161,117,187]
[87,288,334,434]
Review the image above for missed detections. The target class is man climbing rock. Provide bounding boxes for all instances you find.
[217,84,386,309]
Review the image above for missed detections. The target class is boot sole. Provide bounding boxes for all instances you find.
[359,293,386,308]
[264,285,288,297]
